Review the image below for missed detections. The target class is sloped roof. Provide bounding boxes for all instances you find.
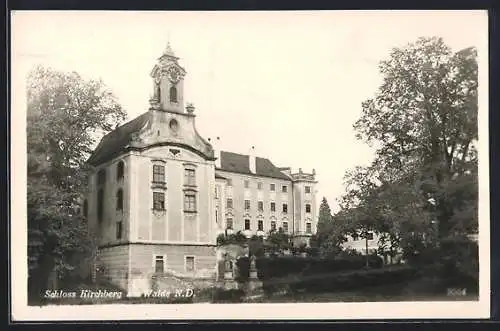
[217,151,291,180]
[87,112,150,166]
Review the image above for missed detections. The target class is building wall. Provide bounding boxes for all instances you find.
[128,243,217,295]
[341,232,380,255]
[86,154,133,247]
[130,145,216,245]
[292,181,317,236]
[97,245,130,290]
[217,170,294,236]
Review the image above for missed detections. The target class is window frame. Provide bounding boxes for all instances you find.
[258,220,264,231]
[305,186,311,194]
[282,203,288,213]
[270,221,276,232]
[116,189,124,211]
[306,222,312,234]
[258,201,264,212]
[226,218,233,230]
[282,221,289,233]
[244,219,251,230]
[244,199,251,210]
[244,180,250,189]
[282,185,288,193]
[270,202,276,212]
[154,255,166,273]
[270,183,276,191]
[185,256,196,272]
[153,191,166,210]
[97,188,104,223]
[226,198,233,209]
[169,85,178,103]
[116,220,123,239]
[184,191,197,213]
[152,164,166,184]
[305,203,311,213]
[116,161,125,181]
[184,168,196,187]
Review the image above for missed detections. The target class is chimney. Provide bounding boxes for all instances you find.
[249,146,256,173]
[212,136,221,168]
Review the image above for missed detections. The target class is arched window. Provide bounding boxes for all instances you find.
[97,189,104,223]
[169,86,178,103]
[83,199,88,218]
[116,189,123,211]
[116,161,124,181]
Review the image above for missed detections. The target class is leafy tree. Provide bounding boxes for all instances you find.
[27,65,125,301]
[338,37,478,286]
[353,37,478,242]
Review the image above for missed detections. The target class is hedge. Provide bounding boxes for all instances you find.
[236,255,384,282]
[264,265,418,295]
[212,288,245,303]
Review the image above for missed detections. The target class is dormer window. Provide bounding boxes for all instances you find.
[169,86,178,103]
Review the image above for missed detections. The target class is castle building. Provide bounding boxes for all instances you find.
[84,43,318,295]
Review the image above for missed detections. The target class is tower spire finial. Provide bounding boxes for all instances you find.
[163,34,176,58]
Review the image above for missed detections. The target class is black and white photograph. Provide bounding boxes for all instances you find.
[10,10,489,320]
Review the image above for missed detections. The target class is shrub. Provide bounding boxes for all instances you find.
[256,255,384,280]
[212,288,245,303]
[290,265,418,294]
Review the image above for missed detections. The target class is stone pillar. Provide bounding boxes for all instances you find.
[246,255,263,296]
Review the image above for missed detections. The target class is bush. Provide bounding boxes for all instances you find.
[289,265,418,294]
[212,288,245,303]
[256,255,384,280]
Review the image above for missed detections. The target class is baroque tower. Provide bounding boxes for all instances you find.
[149,42,187,113]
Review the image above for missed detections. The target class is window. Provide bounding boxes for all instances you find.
[271,221,276,231]
[83,199,88,218]
[257,182,263,190]
[97,169,106,186]
[116,220,123,239]
[244,180,249,188]
[226,198,233,209]
[214,187,219,199]
[258,220,264,231]
[184,168,196,186]
[153,192,165,210]
[283,222,289,233]
[154,255,165,273]
[169,86,178,103]
[305,186,311,194]
[282,185,288,193]
[116,161,124,181]
[305,204,311,213]
[226,218,233,230]
[215,208,219,224]
[227,178,232,186]
[270,202,276,212]
[185,256,195,272]
[306,222,312,234]
[245,219,251,230]
[184,193,197,212]
[258,201,264,212]
[270,183,275,191]
[116,189,123,211]
[282,203,288,213]
[97,189,104,223]
[244,200,250,210]
[153,165,165,183]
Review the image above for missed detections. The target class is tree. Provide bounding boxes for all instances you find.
[353,37,478,242]
[340,37,478,285]
[27,65,126,301]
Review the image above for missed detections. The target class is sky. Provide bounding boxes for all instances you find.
[12,10,487,212]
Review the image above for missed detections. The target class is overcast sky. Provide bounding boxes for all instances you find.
[12,10,487,212]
